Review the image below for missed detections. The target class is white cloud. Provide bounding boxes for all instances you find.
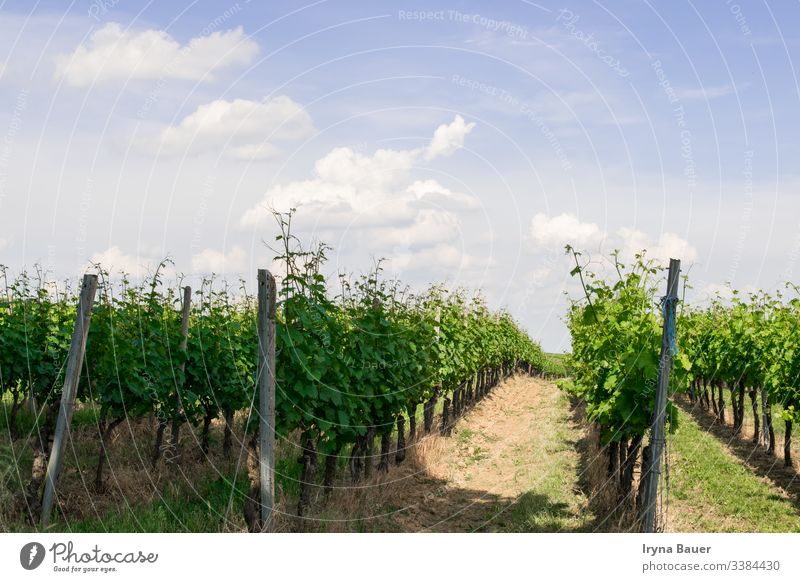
[528,214,696,266]
[236,140,423,213]
[424,115,476,160]
[368,209,460,249]
[145,96,314,159]
[617,227,697,264]
[240,115,478,227]
[239,116,481,277]
[616,226,648,257]
[241,179,357,224]
[313,145,418,191]
[407,179,480,211]
[225,143,282,161]
[529,213,604,250]
[654,232,698,263]
[388,243,493,273]
[0,237,7,251]
[0,62,6,81]
[390,243,463,271]
[88,246,160,278]
[191,245,246,273]
[55,23,258,87]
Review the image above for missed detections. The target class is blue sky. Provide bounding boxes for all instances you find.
[1,0,799,350]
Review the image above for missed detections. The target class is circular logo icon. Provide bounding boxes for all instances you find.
[20,542,46,570]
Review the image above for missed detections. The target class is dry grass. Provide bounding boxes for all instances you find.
[286,433,449,532]
[2,396,457,532]
[568,398,650,532]
[2,409,261,531]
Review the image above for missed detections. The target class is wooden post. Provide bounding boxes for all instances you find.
[169,286,191,461]
[642,258,680,533]
[257,270,277,531]
[40,274,98,527]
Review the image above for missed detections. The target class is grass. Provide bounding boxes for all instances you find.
[495,389,595,532]
[6,378,798,533]
[0,394,278,532]
[688,385,797,464]
[668,408,800,532]
[543,352,571,376]
[738,393,795,461]
[0,388,452,533]
[465,446,486,465]
[456,427,475,445]
[1,398,100,439]
[544,352,569,365]
[56,475,250,533]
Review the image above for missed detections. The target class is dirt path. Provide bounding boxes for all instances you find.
[308,377,800,533]
[366,376,596,532]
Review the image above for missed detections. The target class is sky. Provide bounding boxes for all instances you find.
[1,0,799,351]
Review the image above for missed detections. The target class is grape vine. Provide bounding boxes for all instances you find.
[0,216,549,527]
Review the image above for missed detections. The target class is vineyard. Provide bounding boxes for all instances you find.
[564,248,800,531]
[4,230,800,533]
[0,217,559,532]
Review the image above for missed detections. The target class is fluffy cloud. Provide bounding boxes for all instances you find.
[407,179,480,210]
[90,245,252,279]
[88,246,161,278]
[528,213,696,265]
[617,227,697,264]
[388,243,494,273]
[191,245,247,273]
[55,23,258,87]
[313,146,418,191]
[239,116,482,279]
[367,209,461,249]
[224,143,282,161]
[240,115,479,227]
[529,212,604,249]
[424,114,476,160]
[146,96,314,159]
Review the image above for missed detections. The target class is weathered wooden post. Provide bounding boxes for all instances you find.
[40,274,98,527]
[642,258,680,533]
[257,269,277,531]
